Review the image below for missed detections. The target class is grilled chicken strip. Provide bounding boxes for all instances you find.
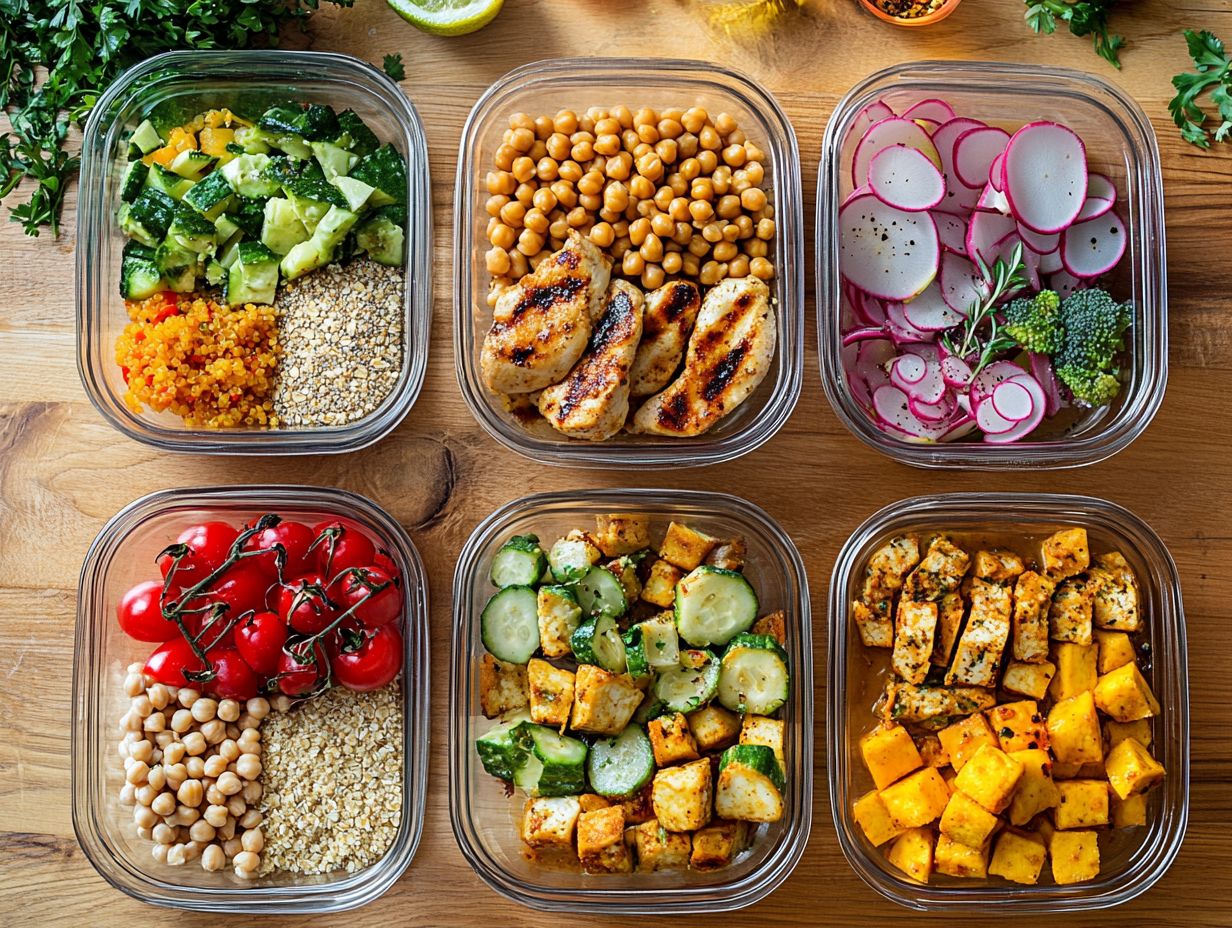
[480,231,611,394]
[629,277,775,436]
[538,280,644,441]
[629,280,701,398]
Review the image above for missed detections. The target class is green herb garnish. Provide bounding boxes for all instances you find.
[1024,0,1127,69]
[383,53,406,81]
[1169,29,1232,148]
[940,243,1028,380]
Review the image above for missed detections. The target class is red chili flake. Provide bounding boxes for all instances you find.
[153,305,181,324]
[121,366,131,384]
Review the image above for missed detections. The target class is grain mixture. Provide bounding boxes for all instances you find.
[258,682,403,875]
[272,257,405,428]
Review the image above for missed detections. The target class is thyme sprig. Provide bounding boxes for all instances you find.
[941,243,1028,380]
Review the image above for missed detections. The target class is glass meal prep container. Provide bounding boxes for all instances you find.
[453,58,804,468]
[827,492,1189,911]
[449,489,813,912]
[817,61,1167,469]
[76,50,432,455]
[72,485,429,913]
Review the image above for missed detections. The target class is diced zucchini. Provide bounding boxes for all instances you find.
[228,195,266,238]
[154,239,197,276]
[169,149,216,180]
[332,174,375,211]
[146,162,195,200]
[575,566,627,619]
[119,189,175,247]
[480,585,541,665]
[513,722,588,797]
[587,725,655,798]
[225,240,279,306]
[294,103,341,141]
[233,125,270,155]
[654,650,720,714]
[258,105,305,136]
[311,140,359,180]
[349,144,406,208]
[162,263,198,294]
[571,614,626,673]
[548,531,602,583]
[260,197,310,256]
[213,214,240,245]
[621,626,652,680]
[639,612,681,670]
[717,633,790,716]
[120,160,148,203]
[285,191,331,236]
[182,171,234,220]
[355,214,404,266]
[336,109,380,157]
[120,244,163,300]
[490,534,547,588]
[715,743,785,822]
[168,209,217,255]
[674,565,759,648]
[127,119,164,157]
[279,239,324,282]
[217,231,244,269]
[475,710,532,781]
[308,205,359,261]
[203,259,227,288]
[221,153,281,198]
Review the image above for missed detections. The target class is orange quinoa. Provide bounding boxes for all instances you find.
[116,291,281,428]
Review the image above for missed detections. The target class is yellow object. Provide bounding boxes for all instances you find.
[1054,779,1110,829]
[641,558,683,608]
[386,0,504,36]
[937,713,998,773]
[659,521,718,570]
[934,833,988,879]
[1105,737,1166,800]
[988,830,1047,885]
[690,820,748,871]
[686,705,741,752]
[1002,659,1057,700]
[954,744,1024,814]
[1007,749,1061,826]
[886,826,934,883]
[860,724,923,790]
[647,712,700,767]
[1093,662,1161,722]
[853,789,905,847]
[880,768,951,829]
[1051,830,1100,884]
[1040,527,1090,580]
[1095,629,1136,674]
[1105,718,1152,750]
[1112,792,1148,828]
[939,790,999,848]
[1049,642,1098,702]
[988,700,1048,754]
[198,126,235,158]
[1047,691,1104,765]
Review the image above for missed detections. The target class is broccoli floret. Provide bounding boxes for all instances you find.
[1055,368,1122,407]
[1003,289,1063,354]
[1053,288,1132,407]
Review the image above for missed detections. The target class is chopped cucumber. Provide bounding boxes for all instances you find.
[146,163,195,200]
[119,190,175,247]
[217,231,244,269]
[203,259,227,288]
[548,532,600,583]
[350,144,406,208]
[638,612,681,670]
[229,196,266,238]
[621,625,652,680]
[336,109,379,157]
[225,241,279,306]
[490,534,547,588]
[127,119,163,157]
[674,565,759,648]
[285,190,332,235]
[332,174,375,212]
[120,160,148,203]
[258,105,304,136]
[295,103,340,142]
[571,614,626,673]
[311,140,359,180]
[213,214,240,245]
[355,215,404,266]
[233,125,270,155]
[221,154,281,198]
[279,239,324,282]
[169,149,216,180]
[182,171,234,220]
[120,243,163,300]
[260,197,310,256]
[308,205,358,261]
[717,633,790,716]
[587,725,655,798]
[513,723,587,796]
[654,649,720,714]
[479,585,540,665]
[475,710,531,781]
[575,566,627,618]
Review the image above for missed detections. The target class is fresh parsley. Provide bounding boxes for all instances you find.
[1169,30,1232,148]
[0,0,353,237]
[383,53,406,82]
[1024,0,1127,69]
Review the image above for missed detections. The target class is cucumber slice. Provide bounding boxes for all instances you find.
[480,585,540,665]
[120,160,148,203]
[638,612,681,669]
[622,625,651,680]
[490,534,547,588]
[475,710,531,781]
[674,565,759,648]
[548,532,600,583]
[587,725,655,798]
[633,693,669,725]
[717,633,790,716]
[514,723,587,796]
[654,650,720,714]
[169,149,216,180]
[576,566,627,618]
[571,614,626,673]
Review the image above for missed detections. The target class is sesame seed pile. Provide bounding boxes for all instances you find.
[272,257,405,428]
[258,683,403,875]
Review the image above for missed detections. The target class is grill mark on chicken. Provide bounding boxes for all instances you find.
[555,289,638,419]
[506,276,586,322]
[658,281,696,327]
[701,340,749,402]
[657,393,692,431]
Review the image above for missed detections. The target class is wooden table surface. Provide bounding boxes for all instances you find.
[1,0,1228,924]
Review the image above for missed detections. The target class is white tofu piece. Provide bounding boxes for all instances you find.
[892,597,939,684]
[570,665,643,735]
[945,577,1011,688]
[1091,551,1141,633]
[1049,576,1094,646]
[521,796,582,848]
[651,758,712,832]
[739,715,786,769]
[883,679,997,724]
[931,592,965,667]
[479,653,528,718]
[1002,659,1058,700]
[1012,570,1055,663]
[527,658,575,728]
[537,586,582,658]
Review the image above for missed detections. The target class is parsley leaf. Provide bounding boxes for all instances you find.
[1023,0,1127,68]
[383,53,406,82]
[1168,30,1232,149]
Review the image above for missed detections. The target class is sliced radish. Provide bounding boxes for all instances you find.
[839,192,941,301]
[1049,269,1087,299]
[1039,248,1063,275]
[965,210,1016,266]
[1018,224,1060,255]
[941,354,973,388]
[842,325,890,346]
[886,300,935,342]
[904,361,946,405]
[988,230,1026,273]
[847,368,874,411]
[1002,121,1088,234]
[851,287,888,327]
[939,251,989,314]
[872,384,951,441]
[890,354,927,386]
[1061,210,1127,278]
[903,99,956,124]
[940,417,979,442]
[992,379,1034,421]
[903,283,964,331]
[842,183,874,208]
[970,359,1026,405]
[975,183,1011,215]
[852,117,941,189]
[931,118,986,214]
[984,374,1047,443]
[1029,352,1064,418]
[989,152,1006,192]
[933,212,967,254]
[1086,172,1117,204]
[848,101,896,142]
[1074,194,1114,223]
[856,338,896,388]
[911,118,941,134]
[976,398,1017,434]
[954,126,1011,189]
[902,342,940,364]
[868,145,946,212]
[910,393,955,423]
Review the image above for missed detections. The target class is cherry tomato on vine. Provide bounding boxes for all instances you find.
[333,566,401,629]
[277,640,329,696]
[234,611,288,677]
[312,520,376,579]
[208,648,259,701]
[333,624,403,692]
[158,521,239,595]
[276,573,338,635]
[144,638,206,687]
[117,580,177,642]
[373,548,400,582]
[245,520,316,580]
[207,562,274,618]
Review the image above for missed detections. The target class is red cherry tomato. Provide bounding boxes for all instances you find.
[208,648,259,701]
[312,520,376,580]
[276,573,338,635]
[207,562,274,618]
[144,638,206,687]
[277,639,329,696]
[245,520,316,579]
[373,547,400,582]
[234,611,288,677]
[117,580,177,642]
[159,521,239,595]
[332,624,403,692]
[334,566,401,629]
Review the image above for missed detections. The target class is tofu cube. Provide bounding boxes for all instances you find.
[1002,659,1057,700]
[570,665,644,735]
[594,513,651,557]
[945,577,1012,688]
[934,834,989,879]
[853,598,894,649]
[750,609,787,646]
[632,818,692,870]
[909,536,971,601]
[1011,570,1056,663]
[687,705,742,752]
[974,548,1026,582]
[915,733,950,769]
[930,591,966,668]
[853,789,906,847]
[520,796,581,849]
[659,522,717,571]
[937,714,998,773]
[1054,779,1110,829]
[1093,662,1160,722]
[651,758,712,832]
[690,819,749,871]
[1007,749,1061,826]
[1051,830,1100,884]
[939,789,1000,847]
[527,658,575,728]
[704,537,747,572]
[577,806,632,873]
[860,724,923,790]
[989,830,1047,885]
[1105,737,1166,800]
[740,715,786,769]
[880,768,951,828]
[1041,527,1090,580]
[1048,642,1098,702]
[479,653,528,718]
[1105,718,1152,750]
[640,558,683,608]
[954,744,1025,814]
[621,783,655,825]
[537,586,582,658]
[862,534,922,603]
[988,700,1049,753]
[1095,629,1136,674]
[648,712,700,766]
[1049,576,1094,646]
[1112,792,1148,829]
[1091,551,1141,632]
[882,680,997,724]
[886,826,935,884]
[892,598,939,684]
[1047,691,1104,765]
[578,794,612,813]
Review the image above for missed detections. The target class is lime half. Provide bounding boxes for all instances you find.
[386,0,505,36]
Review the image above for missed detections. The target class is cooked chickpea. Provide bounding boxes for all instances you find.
[163,741,186,766]
[650,212,675,239]
[163,762,188,791]
[166,844,188,867]
[150,792,176,817]
[678,133,699,159]
[673,221,693,245]
[124,674,145,698]
[570,139,594,162]
[486,170,515,195]
[242,781,262,804]
[688,236,712,258]
[722,143,747,167]
[622,250,645,276]
[699,125,721,151]
[636,123,660,145]
[514,182,536,206]
[204,804,229,828]
[142,712,165,734]
[603,182,629,213]
[200,719,226,745]
[689,200,714,224]
[169,709,193,734]
[713,241,739,262]
[640,233,664,263]
[750,256,775,279]
[129,739,154,764]
[741,187,767,212]
[641,264,665,290]
[241,828,265,854]
[714,112,738,137]
[700,260,726,285]
[203,754,229,779]
[493,144,516,172]
[716,194,742,220]
[550,181,577,209]
[535,157,558,182]
[235,754,262,781]
[682,107,708,133]
[628,175,654,200]
[239,809,263,830]
[226,794,247,818]
[234,851,260,876]
[173,804,201,828]
[690,178,714,202]
[126,760,150,785]
[697,149,719,174]
[189,819,215,843]
[628,218,651,247]
[201,844,226,872]
[218,816,237,841]
[181,731,207,757]
[578,192,601,212]
[588,222,615,248]
[722,223,741,243]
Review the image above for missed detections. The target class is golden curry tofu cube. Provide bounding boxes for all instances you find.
[937,713,999,773]
[659,521,717,571]
[621,783,655,825]
[935,834,989,879]
[1049,576,1094,646]
[1007,749,1061,826]
[578,793,613,813]
[1011,570,1056,663]
[989,700,1049,753]
[1048,642,1098,702]
[1047,691,1104,765]
[945,576,1012,688]
[882,680,997,724]
[989,830,1047,885]
[893,598,939,684]
[915,733,950,769]
[852,598,894,649]
[1050,830,1100,884]
[750,609,787,645]
[974,548,1026,583]
[1054,779,1110,829]
[860,724,923,790]
[640,558,682,608]
[648,712,700,766]
[939,789,1000,847]
[578,806,632,873]
[1105,737,1166,800]
[930,591,965,668]
[1091,551,1141,632]
[1112,792,1148,828]
[1002,659,1056,700]
[479,653,529,718]
[689,819,749,871]
[910,536,971,601]
[880,768,951,829]
[954,744,1025,814]
[521,796,582,849]
[1041,527,1090,581]
[632,818,691,870]
[740,715,786,769]
[527,658,575,728]
[593,513,651,557]
[537,586,582,659]
[1093,662,1160,722]
[886,826,935,884]
[651,758,712,832]
[1105,718,1152,750]
[1095,629,1136,674]
[854,789,906,847]
[862,534,921,603]
[570,665,644,735]
[687,705,741,752]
